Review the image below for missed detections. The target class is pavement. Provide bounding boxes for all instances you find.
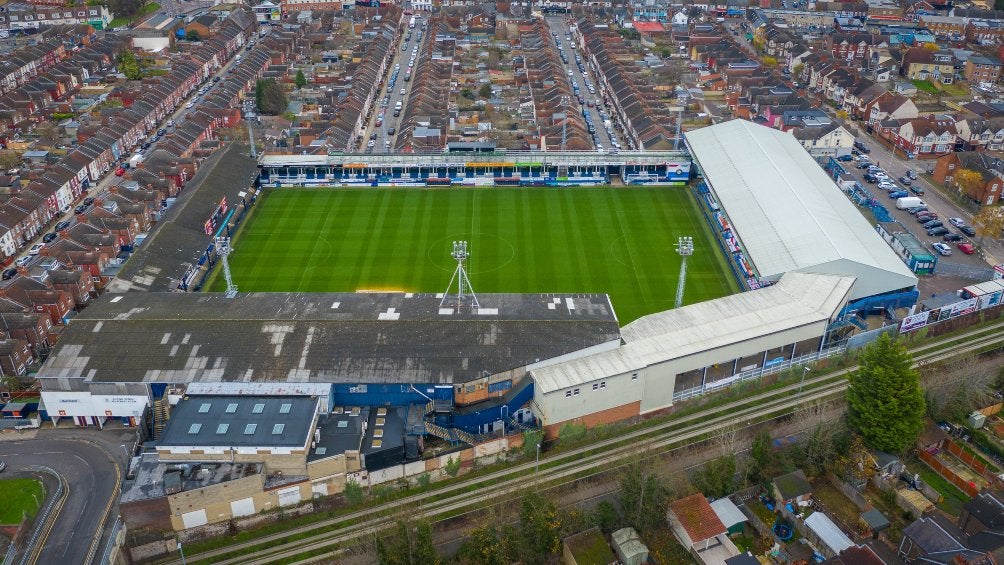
[0,427,132,565]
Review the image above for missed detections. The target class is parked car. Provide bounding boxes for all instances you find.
[949,217,966,228]
[943,233,964,242]
[910,185,925,195]
[907,170,918,180]
[856,162,872,169]
[916,214,938,223]
[28,243,44,255]
[928,226,950,236]
[115,167,126,177]
[888,190,909,199]
[932,242,952,255]
[54,220,70,231]
[907,206,928,215]
[898,176,912,185]
[42,232,58,243]
[864,173,877,183]
[14,256,31,267]
[2,268,16,280]
[83,197,94,206]
[960,225,977,237]
[923,220,944,229]
[0,460,5,472]
[74,204,86,214]
[958,242,976,254]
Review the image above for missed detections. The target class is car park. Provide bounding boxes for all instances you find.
[42,232,58,243]
[958,242,976,254]
[928,226,950,236]
[943,233,964,242]
[932,242,952,255]
[28,243,44,255]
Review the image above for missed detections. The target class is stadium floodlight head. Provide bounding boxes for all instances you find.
[674,236,694,309]
[441,240,480,312]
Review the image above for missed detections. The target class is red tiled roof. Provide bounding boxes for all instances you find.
[633,21,666,33]
[669,494,726,544]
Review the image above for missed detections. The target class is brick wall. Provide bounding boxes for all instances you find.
[542,400,641,440]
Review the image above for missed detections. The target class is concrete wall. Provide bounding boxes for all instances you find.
[167,472,269,530]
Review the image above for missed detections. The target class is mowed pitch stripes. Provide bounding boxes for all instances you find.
[214,187,737,323]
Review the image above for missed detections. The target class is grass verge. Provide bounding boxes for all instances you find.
[0,478,44,524]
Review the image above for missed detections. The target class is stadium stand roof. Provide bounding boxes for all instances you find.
[532,272,854,393]
[110,144,258,293]
[685,120,917,300]
[37,291,621,385]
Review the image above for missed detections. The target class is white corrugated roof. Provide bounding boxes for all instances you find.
[685,120,917,300]
[532,272,855,393]
[804,512,854,555]
[710,498,748,529]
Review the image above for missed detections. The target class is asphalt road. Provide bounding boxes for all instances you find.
[545,17,622,150]
[361,16,423,153]
[0,437,120,564]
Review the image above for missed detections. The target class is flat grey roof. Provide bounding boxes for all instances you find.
[158,395,317,448]
[38,291,620,385]
[309,410,365,462]
[120,454,263,503]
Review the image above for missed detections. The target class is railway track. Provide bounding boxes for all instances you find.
[166,321,1004,564]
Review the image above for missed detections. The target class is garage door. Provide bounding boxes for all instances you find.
[231,497,256,518]
[181,509,208,529]
[277,486,301,507]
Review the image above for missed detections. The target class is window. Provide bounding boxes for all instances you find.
[573,388,580,396]
[592,383,598,391]
[188,423,202,434]
[279,403,292,414]
[252,403,265,414]
[272,424,285,435]
[631,373,638,380]
[244,423,257,435]
[600,381,606,389]
[225,403,238,413]
[216,423,229,434]
[565,390,572,397]
[198,402,212,413]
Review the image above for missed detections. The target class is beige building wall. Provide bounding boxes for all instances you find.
[157,448,310,475]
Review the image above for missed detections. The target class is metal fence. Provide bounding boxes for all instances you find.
[99,517,123,565]
[672,345,847,402]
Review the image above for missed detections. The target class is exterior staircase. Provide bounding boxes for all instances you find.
[152,397,170,439]
[425,421,479,446]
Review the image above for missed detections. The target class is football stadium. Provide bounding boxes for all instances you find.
[36,122,921,516]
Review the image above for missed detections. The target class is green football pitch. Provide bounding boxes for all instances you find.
[212,187,738,323]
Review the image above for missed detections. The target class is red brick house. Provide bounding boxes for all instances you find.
[932,151,1004,206]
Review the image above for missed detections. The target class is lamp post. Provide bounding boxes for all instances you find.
[535,443,541,475]
[178,541,187,565]
[798,366,810,402]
